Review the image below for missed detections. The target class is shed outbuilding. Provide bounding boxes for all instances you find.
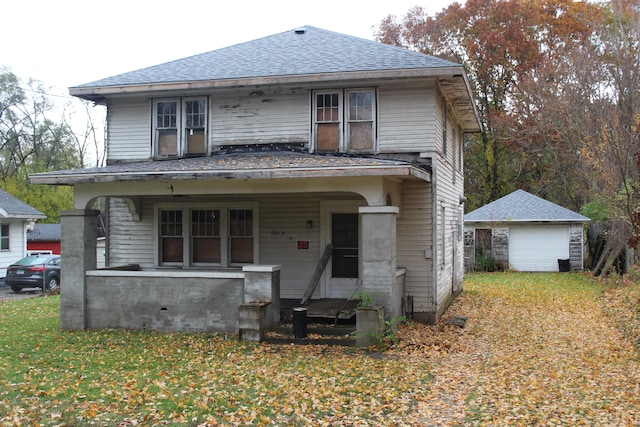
[464,190,590,272]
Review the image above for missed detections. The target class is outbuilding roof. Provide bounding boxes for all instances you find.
[465,190,590,223]
[27,224,61,242]
[0,189,46,220]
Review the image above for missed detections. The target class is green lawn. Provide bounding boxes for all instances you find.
[1,272,639,426]
[0,295,430,426]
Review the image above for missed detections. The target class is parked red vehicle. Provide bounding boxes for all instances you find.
[6,255,61,293]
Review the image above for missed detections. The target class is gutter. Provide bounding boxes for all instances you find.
[69,66,466,99]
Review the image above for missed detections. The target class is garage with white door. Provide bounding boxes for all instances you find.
[464,190,590,272]
[508,225,570,272]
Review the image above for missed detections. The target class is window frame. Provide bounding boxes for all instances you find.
[311,88,377,154]
[152,97,209,159]
[0,224,9,251]
[154,203,257,268]
[346,89,376,153]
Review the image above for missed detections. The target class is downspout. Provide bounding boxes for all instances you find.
[430,157,439,322]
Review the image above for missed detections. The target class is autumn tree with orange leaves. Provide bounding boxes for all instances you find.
[376,0,638,216]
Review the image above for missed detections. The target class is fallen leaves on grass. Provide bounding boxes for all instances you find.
[388,272,640,426]
[1,272,639,426]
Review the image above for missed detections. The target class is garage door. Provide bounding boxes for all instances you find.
[508,225,570,272]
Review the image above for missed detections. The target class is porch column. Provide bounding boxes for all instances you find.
[60,209,99,330]
[359,206,401,318]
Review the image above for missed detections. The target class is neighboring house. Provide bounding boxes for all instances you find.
[464,190,590,272]
[27,224,107,268]
[27,223,61,254]
[30,26,480,334]
[0,189,46,277]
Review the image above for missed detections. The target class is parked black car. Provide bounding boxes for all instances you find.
[6,255,61,293]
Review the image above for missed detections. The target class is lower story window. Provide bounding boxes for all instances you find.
[229,209,253,264]
[158,206,255,267]
[0,224,9,251]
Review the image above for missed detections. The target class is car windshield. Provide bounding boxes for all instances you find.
[14,256,51,266]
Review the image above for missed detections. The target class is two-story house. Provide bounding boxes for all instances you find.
[31,26,480,334]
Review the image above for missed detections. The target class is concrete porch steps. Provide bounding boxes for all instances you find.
[263,323,356,346]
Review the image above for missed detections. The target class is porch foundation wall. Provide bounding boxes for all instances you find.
[85,274,244,333]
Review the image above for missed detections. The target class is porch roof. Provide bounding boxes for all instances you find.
[29,152,431,185]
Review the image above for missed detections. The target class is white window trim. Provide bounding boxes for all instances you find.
[311,88,377,154]
[312,90,344,152]
[152,97,209,158]
[346,88,377,153]
[153,203,258,268]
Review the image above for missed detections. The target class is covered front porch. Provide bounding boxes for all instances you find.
[31,152,430,337]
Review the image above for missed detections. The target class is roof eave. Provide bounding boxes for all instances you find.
[69,66,465,98]
[30,164,431,186]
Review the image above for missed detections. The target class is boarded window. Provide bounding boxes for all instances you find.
[316,93,340,151]
[156,101,178,156]
[154,98,207,157]
[185,99,206,155]
[347,91,374,150]
[317,123,340,150]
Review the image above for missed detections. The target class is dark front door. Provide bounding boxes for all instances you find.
[331,213,358,278]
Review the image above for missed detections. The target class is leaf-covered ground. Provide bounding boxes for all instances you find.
[0,272,639,426]
[389,272,640,425]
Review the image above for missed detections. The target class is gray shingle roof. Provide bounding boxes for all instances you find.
[0,189,46,219]
[27,224,61,242]
[464,190,590,223]
[73,26,462,89]
[29,151,431,185]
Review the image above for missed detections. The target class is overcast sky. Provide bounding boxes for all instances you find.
[2,0,455,98]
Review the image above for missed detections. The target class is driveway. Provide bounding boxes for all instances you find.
[0,280,44,302]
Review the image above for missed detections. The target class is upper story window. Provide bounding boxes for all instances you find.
[0,224,9,251]
[313,89,376,153]
[157,205,256,268]
[153,97,208,158]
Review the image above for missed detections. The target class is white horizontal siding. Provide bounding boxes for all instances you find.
[0,221,27,277]
[397,181,434,312]
[378,85,435,153]
[211,91,309,146]
[258,194,323,299]
[433,153,465,309]
[107,99,151,162]
[107,198,154,268]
